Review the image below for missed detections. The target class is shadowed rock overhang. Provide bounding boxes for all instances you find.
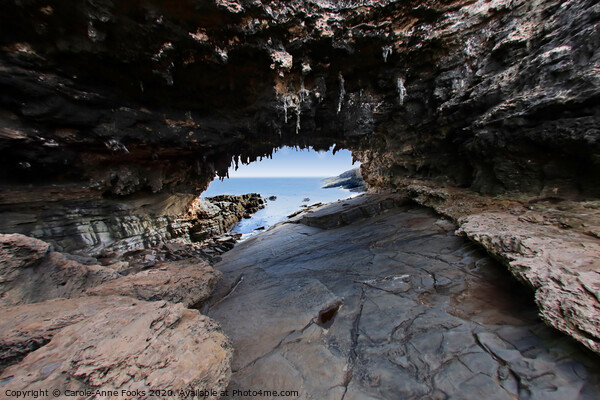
[0,0,599,251]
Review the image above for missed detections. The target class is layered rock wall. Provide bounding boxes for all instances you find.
[0,191,263,256]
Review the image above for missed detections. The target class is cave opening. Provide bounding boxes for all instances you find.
[0,2,599,397]
[201,145,364,239]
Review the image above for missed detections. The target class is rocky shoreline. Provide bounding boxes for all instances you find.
[0,192,264,259]
[322,167,367,192]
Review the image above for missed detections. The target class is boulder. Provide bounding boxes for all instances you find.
[0,234,119,307]
[86,259,221,308]
[299,194,406,229]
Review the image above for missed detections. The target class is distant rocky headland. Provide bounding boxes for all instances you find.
[322,167,367,192]
[1,0,599,398]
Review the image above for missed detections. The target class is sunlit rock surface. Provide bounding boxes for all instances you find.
[187,194,266,242]
[0,233,119,307]
[86,259,221,308]
[0,297,232,396]
[0,235,232,395]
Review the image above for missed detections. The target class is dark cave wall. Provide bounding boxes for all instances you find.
[356,0,600,197]
[0,0,599,252]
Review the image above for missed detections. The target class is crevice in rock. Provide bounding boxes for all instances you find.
[208,274,245,312]
[389,311,427,342]
[340,288,365,400]
[355,280,400,296]
[0,338,51,374]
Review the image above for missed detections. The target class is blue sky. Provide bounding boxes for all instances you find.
[228,146,358,177]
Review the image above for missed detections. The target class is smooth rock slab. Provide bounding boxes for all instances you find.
[209,194,600,399]
[86,259,221,307]
[0,296,232,398]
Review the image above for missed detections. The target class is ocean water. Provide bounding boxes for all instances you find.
[202,177,357,236]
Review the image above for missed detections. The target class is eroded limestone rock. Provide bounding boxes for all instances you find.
[380,178,600,356]
[0,232,233,396]
[187,194,266,242]
[0,297,232,396]
[458,212,600,354]
[0,295,143,371]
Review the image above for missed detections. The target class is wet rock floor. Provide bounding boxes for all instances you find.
[209,198,600,399]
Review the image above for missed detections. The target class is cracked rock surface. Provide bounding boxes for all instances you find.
[381,179,600,356]
[209,194,600,399]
